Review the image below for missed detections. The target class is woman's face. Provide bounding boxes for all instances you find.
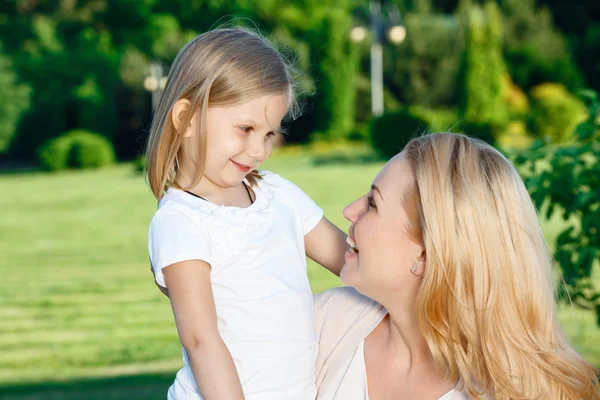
[340,152,425,303]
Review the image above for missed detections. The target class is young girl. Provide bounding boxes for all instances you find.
[146,28,348,400]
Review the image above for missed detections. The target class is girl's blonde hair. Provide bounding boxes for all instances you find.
[403,133,600,399]
[146,28,299,200]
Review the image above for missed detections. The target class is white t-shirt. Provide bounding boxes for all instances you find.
[148,171,324,400]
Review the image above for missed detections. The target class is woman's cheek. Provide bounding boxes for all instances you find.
[340,262,358,286]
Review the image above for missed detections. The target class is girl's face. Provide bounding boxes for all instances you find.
[191,93,288,189]
[340,153,425,304]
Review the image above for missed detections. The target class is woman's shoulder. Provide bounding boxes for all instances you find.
[315,286,380,315]
[314,286,386,348]
[314,287,386,395]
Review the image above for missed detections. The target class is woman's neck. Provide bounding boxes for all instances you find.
[377,305,435,373]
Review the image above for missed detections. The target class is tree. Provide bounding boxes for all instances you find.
[517,91,600,326]
[458,2,507,126]
[499,0,584,91]
[309,6,360,140]
[0,51,31,154]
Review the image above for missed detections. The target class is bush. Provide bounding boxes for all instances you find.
[133,154,147,174]
[37,130,115,171]
[460,121,498,146]
[409,106,460,132]
[370,108,429,158]
[515,90,600,325]
[36,135,73,172]
[528,83,587,143]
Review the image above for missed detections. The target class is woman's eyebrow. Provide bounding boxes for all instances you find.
[371,184,384,201]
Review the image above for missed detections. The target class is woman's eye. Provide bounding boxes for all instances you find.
[266,131,276,139]
[367,194,377,210]
[239,126,252,133]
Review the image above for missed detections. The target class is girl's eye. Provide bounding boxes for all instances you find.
[366,193,377,210]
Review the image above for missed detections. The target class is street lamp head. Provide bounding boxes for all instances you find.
[387,25,406,45]
[350,26,368,42]
[144,76,159,92]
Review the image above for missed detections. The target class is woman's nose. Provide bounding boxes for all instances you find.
[343,197,362,223]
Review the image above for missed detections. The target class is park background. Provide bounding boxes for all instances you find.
[0,0,599,399]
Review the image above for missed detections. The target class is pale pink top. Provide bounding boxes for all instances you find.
[314,287,473,400]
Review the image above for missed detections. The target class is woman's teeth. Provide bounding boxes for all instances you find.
[346,236,359,253]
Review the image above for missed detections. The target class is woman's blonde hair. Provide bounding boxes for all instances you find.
[403,133,600,399]
[146,28,299,200]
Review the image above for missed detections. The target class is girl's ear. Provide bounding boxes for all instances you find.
[171,99,194,139]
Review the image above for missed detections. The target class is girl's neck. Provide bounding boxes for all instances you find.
[175,172,253,208]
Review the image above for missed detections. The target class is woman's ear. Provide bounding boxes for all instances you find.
[413,250,427,277]
[171,99,194,139]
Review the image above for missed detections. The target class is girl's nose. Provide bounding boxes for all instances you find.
[248,136,267,161]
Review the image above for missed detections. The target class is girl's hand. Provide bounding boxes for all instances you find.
[305,217,349,277]
[164,259,245,400]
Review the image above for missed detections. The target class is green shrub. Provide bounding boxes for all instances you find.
[528,83,587,143]
[37,130,115,171]
[133,154,147,174]
[409,106,460,132]
[36,135,73,172]
[461,121,498,146]
[370,108,429,158]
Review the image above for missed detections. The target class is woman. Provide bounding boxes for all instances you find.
[315,133,600,399]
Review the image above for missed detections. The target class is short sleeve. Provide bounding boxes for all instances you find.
[148,206,212,288]
[264,172,324,235]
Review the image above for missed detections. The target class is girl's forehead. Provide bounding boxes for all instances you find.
[214,93,289,121]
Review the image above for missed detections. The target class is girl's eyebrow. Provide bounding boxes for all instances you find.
[371,184,384,201]
[233,119,281,132]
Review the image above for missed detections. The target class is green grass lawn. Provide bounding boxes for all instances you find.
[0,150,598,399]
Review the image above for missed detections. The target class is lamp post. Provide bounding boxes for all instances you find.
[144,61,168,113]
[351,0,406,117]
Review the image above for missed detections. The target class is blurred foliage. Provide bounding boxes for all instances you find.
[0,0,596,158]
[37,129,115,171]
[528,83,587,144]
[499,0,584,92]
[310,6,359,140]
[0,48,31,153]
[516,91,600,325]
[575,23,600,99]
[503,74,529,117]
[386,13,464,108]
[370,107,429,158]
[458,2,507,126]
[133,154,148,174]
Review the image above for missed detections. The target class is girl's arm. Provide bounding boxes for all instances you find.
[164,260,244,400]
[304,217,349,277]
